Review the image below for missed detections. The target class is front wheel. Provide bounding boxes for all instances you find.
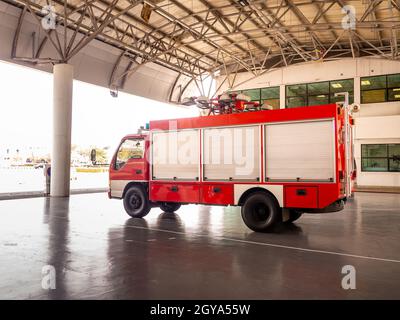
[123,186,151,218]
[241,192,281,232]
[159,202,181,212]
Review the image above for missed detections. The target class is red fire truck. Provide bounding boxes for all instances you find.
[109,95,357,232]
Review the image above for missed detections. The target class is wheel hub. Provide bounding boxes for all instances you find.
[130,194,142,209]
[253,203,270,221]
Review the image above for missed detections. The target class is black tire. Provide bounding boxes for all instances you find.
[123,186,151,218]
[285,210,303,224]
[241,192,282,232]
[159,202,181,212]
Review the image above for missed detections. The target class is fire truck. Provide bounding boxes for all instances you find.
[109,92,357,232]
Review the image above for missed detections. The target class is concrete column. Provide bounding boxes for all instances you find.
[51,64,73,197]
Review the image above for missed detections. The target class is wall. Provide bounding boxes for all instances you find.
[217,57,400,93]
[354,116,400,187]
[216,58,400,187]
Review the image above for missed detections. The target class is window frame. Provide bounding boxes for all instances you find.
[285,79,354,108]
[360,73,400,104]
[361,144,400,173]
[234,86,280,109]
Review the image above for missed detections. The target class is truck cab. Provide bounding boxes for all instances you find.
[109,133,182,213]
[109,134,149,198]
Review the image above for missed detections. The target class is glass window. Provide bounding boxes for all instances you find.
[361,75,386,90]
[388,74,400,88]
[286,84,307,97]
[389,144,400,157]
[388,88,400,101]
[287,96,306,108]
[262,98,280,109]
[286,79,354,108]
[361,144,400,172]
[330,79,354,94]
[228,87,280,109]
[261,87,279,100]
[362,144,387,157]
[242,89,260,101]
[361,73,400,104]
[260,87,280,109]
[361,89,387,103]
[308,95,329,106]
[389,159,400,172]
[308,81,329,95]
[361,158,388,172]
[116,138,144,169]
[389,144,400,171]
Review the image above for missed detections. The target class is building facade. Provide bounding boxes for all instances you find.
[217,58,400,188]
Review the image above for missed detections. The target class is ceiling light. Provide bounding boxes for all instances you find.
[317,95,326,98]
[140,4,152,23]
[331,83,342,89]
[393,88,400,91]
[361,80,371,86]
[395,95,400,99]
[237,0,249,7]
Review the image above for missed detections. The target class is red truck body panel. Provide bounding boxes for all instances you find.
[150,104,336,131]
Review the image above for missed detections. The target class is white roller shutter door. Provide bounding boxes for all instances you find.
[152,129,200,180]
[203,126,260,181]
[265,119,335,182]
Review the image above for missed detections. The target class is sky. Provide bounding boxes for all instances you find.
[0,60,198,156]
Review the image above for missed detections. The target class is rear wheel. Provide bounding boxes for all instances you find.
[285,210,303,223]
[123,186,151,218]
[241,192,281,232]
[159,202,181,212]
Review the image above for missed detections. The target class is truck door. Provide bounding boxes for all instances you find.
[110,137,148,197]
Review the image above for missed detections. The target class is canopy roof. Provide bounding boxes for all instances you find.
[3,0,400,100]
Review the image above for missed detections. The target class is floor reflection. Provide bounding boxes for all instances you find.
[43,197,70,299]
[0,192,399,299]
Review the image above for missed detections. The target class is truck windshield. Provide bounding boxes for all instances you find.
[115,139,144,169]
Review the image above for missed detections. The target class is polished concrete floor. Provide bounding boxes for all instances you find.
[0,192,399,299]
